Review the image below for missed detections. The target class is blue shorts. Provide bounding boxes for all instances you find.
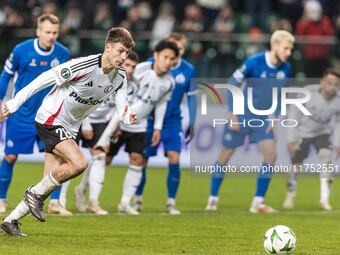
[4,116,44,155]
[144,121,182,158]
[222,120,274,149]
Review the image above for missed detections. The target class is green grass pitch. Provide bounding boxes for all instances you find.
[1,162,340,255]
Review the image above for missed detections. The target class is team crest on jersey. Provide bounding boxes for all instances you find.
[29,59,37,67]
[51,58,60,68]
[61,68,71,79]
[276,71,285,80]
[7,140,14,148]
[175,73,186,84]
[104,85,113,93]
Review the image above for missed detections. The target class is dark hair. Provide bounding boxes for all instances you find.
[105,27,135,49]
[127,49,139,63]
[166,32,186,42]
[323,68,340,78]
[154,39,179,57]
[37,14,59,27]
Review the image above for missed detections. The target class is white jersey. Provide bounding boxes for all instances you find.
[287,84,340,146]
[126,76,139,105]
[82,77,139,130]
[120,61,174,133]
[6,54,131,137]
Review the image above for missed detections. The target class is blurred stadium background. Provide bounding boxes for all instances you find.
[0,0,339,79]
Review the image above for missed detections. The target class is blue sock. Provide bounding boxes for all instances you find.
[50,187,61,199]
[255,162,273,197]
[135,168,146,196]
[210,162,225,197]
[167,163,180,199]
[0,159,14,199]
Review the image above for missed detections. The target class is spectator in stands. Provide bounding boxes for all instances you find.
[42,1,58,16]
[212,5,239,76]
[180,3,205,33]
[271,19,293,33]
[93,2,113,30]
[61,2,82,35]
[90,2,114,51]
[60,1,83,56]
[151,2,175,40]
[121,2,152,60]
[196,0,226,30]
[2,7,24,28]
[244,0,271,33]
[137,1,153,25]
[296,0,333,77]
[277,0,303,30]
[213,5,237,33]
[332,11,340,71]
[120,6,150,33]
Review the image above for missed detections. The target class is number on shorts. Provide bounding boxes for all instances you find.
[56,127,73,141]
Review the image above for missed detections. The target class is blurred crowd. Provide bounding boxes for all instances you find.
[1,0,340,77]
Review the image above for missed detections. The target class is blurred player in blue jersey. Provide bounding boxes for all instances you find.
[205,30,295,213]
[132,33,197,214]
[0,14,70,214]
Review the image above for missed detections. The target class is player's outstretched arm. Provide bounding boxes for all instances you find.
[5,70,56,115]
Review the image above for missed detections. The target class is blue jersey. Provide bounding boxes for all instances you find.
[0,38,70,124]
[228,52,291,119]
[147,57,197,129]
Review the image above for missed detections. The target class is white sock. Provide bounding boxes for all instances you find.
[89,153,106,201]
[287,170,298,196]
[78,164,90,193]
[251,196,264,207]
[208,196,219,203]
[287,191,296,197]
[121,165,143,204]
[167,198,176,206]
[49,199,58,206]
[59,180,70,208]
[4,201,29,222]
[320,178,332,203]
[31,172,61,195]
[134,195,143,202]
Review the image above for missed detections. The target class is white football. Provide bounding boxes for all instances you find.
[264,225,296,254]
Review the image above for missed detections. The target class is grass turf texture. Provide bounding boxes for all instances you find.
[1,162,340,255]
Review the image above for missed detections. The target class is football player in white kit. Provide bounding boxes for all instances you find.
[284,69,340,210]
[0,27,136,236]
[96,39,178,214]
[74,50,139,214]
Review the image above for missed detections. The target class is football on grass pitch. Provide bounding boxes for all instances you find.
[264,225,296,254]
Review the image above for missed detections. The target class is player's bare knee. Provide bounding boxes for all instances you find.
[106,156,113,166]
[167,151,179,164]
[130,153,143,166]
[5,154,18,164]
[72,158,89,174]
[264,152,277,165]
